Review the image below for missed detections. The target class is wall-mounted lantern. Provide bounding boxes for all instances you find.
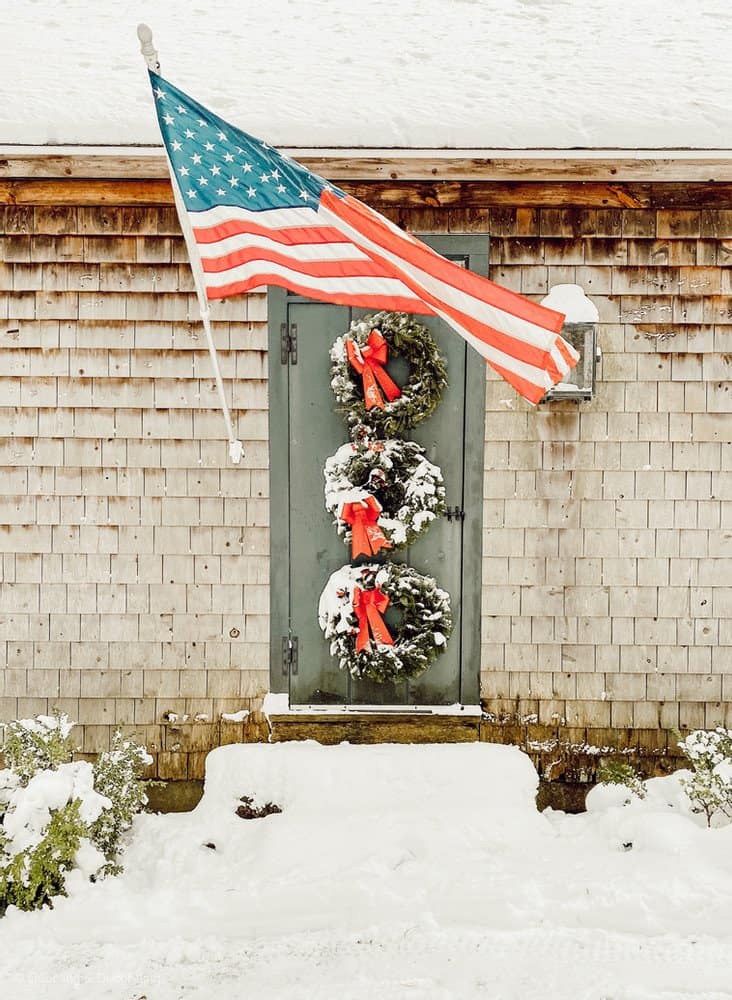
[539,284,601,402]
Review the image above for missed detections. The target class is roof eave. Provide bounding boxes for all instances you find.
[1,146,731,182]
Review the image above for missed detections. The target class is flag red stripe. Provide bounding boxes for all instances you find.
[431,296,565,381]
[194,218,351,247]
[200,244,393,280]
[205,272,433,313]
[488,361,549,405]
[324,192,565,335]
[319,194,570,379]
[555,335,577,368]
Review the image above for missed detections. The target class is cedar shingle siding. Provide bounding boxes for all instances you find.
[475,205,732,742]
[1,177,731,771]
[0,205,270,774]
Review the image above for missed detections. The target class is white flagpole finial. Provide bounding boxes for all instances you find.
[137,23,160,72]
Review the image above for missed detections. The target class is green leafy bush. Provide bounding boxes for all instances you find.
[3,714,74,784]
[0,715,151,914]
[91,730,152,865]
[678,727,732,827]
[0,800,86,914]
[597,758,646,800]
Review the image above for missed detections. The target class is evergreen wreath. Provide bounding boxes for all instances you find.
[330,311,448,438]
[324,438,446,554]
[318,562,452,684]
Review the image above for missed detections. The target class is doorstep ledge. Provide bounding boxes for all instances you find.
[270,702,482,717]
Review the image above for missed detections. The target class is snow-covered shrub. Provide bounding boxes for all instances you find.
[0,759,110,915]
[677,727,732,827]
[91,730,152,866]
[0,799,86,914]
[596,759,646,801]
[0,716,151,914]
[2,714,74,784]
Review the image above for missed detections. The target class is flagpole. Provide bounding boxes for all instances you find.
[137,24,244,464]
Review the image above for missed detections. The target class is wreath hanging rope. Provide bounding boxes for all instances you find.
[330,311,448,438]
[318,562,452,684]
[324,438,446,559]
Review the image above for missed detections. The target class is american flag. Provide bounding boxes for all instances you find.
[149,71,578,403]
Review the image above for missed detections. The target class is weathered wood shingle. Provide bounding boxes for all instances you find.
[1,172,732,765]
[0,207,269,755]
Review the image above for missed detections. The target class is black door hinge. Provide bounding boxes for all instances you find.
[282,635,298,676]
[280,322,298,365]
[444,506,465,522]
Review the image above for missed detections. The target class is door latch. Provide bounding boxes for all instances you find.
[282,635,299,675]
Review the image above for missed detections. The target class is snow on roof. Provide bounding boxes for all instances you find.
[3,0,732,149]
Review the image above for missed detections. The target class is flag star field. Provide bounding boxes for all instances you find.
[151,71,335,213]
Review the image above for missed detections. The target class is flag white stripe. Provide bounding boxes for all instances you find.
[318,200,572,364]
[203,258,417,297]
[431,306,555,389]
[373,207,576,375]
[190,203,327,232]
[316,203,571,385]
[198,230,371,263]
[550,343,573,375]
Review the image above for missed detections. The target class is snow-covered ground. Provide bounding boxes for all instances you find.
[1,741,732,999]
[3,0,732,148]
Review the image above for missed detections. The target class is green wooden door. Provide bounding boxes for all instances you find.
[269,236,486,706]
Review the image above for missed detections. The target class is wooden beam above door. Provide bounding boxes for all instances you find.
[2,147,732,183]
[4,177,732,209]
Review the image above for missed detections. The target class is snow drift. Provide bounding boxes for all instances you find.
[2,741,732,999]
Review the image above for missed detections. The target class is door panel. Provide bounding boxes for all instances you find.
[269,236,487,706]
[288,301,353,704]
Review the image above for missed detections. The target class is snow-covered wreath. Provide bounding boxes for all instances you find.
[324,438,446,559]
[318,562,452,683]
[330,311,448,438]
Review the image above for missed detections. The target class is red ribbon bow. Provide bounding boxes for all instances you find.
[346,330,402,411]
[340,496,392,560]
[352,585,395,653]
